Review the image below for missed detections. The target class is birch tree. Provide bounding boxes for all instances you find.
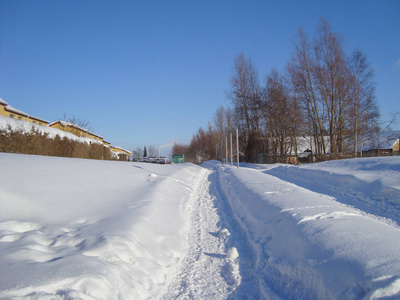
[228,53,263,161]
[288,28,326,157]
[349,49,379,156]
[314,18,352,155]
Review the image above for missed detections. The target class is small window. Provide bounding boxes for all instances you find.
[18,116,22,120]
[33,121,37,124]
[9,114,15,119]
[39,123,42,126]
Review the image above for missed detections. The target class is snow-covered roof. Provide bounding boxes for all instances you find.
[295,132,400,154]
[359,130,400,151]
[4,104,30,117]
[49,120,104,140]
[111,145,132,154]
[298,151,312,158]
[285,136,331,155]
[0,115,101,145]
[0,98,9,106]
[379,131,400,149]
[0,98,49,123]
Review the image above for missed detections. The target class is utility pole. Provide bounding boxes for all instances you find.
[236,128,239,168]
[355,72,358,158]
[230,133,233,166]
[221,140,223,163]
[225,136,228,165]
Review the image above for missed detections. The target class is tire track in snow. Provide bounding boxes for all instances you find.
[161,168,240,299]
[209,165,278,299]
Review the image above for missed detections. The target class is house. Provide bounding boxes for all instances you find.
[48,121,105,143]
[361,131,400,157]
[110,145,132,160]
[110,145,131,154]
[49,121,133,160]
[1,98,133,160]
[255,136,329,164]
[394,139,400,155]
[0,98,49,126]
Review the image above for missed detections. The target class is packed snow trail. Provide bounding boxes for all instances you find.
[207,164,280,299]
[161,168,241,299]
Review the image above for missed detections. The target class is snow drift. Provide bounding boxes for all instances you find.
[0,153,202,299]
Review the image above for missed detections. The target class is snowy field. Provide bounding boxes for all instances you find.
[1,153,400,299]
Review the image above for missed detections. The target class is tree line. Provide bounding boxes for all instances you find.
[131,145,159,161]
[173,19,383,164]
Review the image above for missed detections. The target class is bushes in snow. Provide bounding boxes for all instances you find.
[0,125,120,160]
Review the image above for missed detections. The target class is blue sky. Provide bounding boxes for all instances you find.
[1,0,399,154]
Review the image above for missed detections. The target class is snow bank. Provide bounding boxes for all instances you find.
[299,157,400,190]
[0,153,202,299]
[214,158,400,298]
[266,157,400,225]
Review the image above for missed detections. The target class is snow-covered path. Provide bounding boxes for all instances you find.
[208,164,277,299]
[1,154,400,299]
[161,168,240,299]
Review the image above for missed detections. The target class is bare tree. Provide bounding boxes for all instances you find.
[213,106,235,140]
[261,69,292,162]
[349,49,379,157]
[314,18,352,156]
[176,21,382,164]
[285,66,305,161]
[227,53,263,161]
[62,112,92,131]
[224,106,235,134]
[172,143,189,157]
[131,147,143,161]
[288,28,327,158]
[288,20,367,159]
[187,123,217,164]
[147,145,157,157]
[213,105,226,142]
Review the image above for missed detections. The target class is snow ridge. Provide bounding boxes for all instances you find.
[214,162,400,299]
[214,164,322,299]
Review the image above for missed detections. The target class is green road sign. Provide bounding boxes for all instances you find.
[172,154,184,164]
